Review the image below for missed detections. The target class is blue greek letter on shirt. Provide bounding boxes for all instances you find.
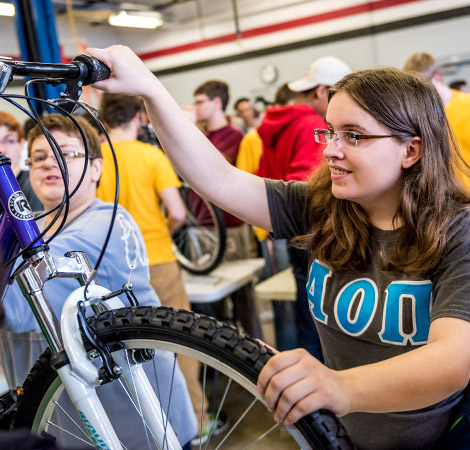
[379,281,432,345]
[307,260,332,324]
[307,260,432,344]
[334,279,378,336]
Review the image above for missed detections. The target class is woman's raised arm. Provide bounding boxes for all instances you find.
[87,45,272,231]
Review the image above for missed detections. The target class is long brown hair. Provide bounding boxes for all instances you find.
[294,67,470,275]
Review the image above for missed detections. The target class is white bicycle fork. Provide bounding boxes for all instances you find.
[56,285,182,450]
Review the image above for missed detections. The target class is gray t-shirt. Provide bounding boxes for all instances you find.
[0,199,197,446]
[266,178,470,450]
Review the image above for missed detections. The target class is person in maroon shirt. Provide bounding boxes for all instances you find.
[193,80,243,165]
[192,80,263,340]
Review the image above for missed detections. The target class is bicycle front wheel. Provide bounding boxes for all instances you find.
[13,307,353,450]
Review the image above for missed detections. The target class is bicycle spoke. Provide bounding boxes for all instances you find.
[51,399,89,440]
[152,356,165,428]
[162,354,177,450]
[186,228,204,258]
[194,206,213,225]
[44,386,134,449]
[121,351,156,450]
[117,377,158,449]
[173,228,218,271]
[243,422,281,450]
[172,183,225,273]
[46,420,96,447]
[174,228,215,255]
[194,228,219,247]
[185,212,201,226]
[203,378,232,450]
[214,397,259,450]
[196,363,208,450]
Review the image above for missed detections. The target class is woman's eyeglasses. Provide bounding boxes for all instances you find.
[313,129,399,147]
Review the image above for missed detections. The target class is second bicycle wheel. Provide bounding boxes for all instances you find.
[172,183,226,274]
[13,307,354,450]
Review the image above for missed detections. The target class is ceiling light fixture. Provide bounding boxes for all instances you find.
[108,11,163,29]
[0,2,15,16]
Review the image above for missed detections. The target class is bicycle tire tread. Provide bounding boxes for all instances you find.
[92,306,355,450]
[13,348,56,429]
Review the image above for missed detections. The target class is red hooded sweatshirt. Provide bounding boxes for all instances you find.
[256,104,326,181]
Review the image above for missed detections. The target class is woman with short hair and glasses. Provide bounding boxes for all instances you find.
[0,113,197,449]
[87,45,470,450]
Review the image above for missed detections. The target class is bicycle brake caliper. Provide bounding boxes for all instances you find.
[76,300,122,384]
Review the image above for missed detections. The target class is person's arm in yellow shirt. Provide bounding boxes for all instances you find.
[160,186,186,233]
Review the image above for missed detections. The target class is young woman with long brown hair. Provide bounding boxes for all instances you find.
[87,45,470,450]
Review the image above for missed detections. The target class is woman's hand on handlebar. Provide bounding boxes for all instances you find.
[257,348,351,425]
[85,45,156,97]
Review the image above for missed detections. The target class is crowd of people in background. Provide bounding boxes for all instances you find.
[1,46,470,449]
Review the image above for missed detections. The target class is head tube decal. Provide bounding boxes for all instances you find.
[8,191,33,220]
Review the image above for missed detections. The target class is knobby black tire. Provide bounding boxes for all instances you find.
[13,307,354,450]
[172,183,226,274]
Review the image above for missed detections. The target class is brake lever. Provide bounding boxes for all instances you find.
[51,54,110,114]
[0,61,13,94]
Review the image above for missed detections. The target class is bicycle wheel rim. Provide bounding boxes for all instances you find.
[14,307,353,450]
[31,376,64,433]
[172,185,226,274]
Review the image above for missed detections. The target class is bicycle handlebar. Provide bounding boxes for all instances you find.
[0,58,80,79]
[0,54,110,94]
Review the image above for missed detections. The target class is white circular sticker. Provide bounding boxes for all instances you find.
[8,191,33,220]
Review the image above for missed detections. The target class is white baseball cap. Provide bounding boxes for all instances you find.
[288,56,351,92]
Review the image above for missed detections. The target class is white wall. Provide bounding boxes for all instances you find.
[157,14,470,112]
[1,0,469,120]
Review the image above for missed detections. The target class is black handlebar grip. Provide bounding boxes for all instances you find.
[71,54,110,86]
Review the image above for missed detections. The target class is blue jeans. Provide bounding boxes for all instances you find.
[259,238,291,280]
[260,239,297,351]
[288,246,323,362]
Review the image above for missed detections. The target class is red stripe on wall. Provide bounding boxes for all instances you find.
[139,0,424,61]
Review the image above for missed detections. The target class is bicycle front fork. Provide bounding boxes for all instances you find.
[58,284,182,450]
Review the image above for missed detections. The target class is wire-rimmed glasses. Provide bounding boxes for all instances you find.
[25,151,87,169]
[313,128,399,147]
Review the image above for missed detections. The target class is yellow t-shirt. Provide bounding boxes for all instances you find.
[446,90,470,191]
[97,141,181,265]
[235,130,268,241]
[235,129,263,174]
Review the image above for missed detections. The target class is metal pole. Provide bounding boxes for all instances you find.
[13,0,64,114]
